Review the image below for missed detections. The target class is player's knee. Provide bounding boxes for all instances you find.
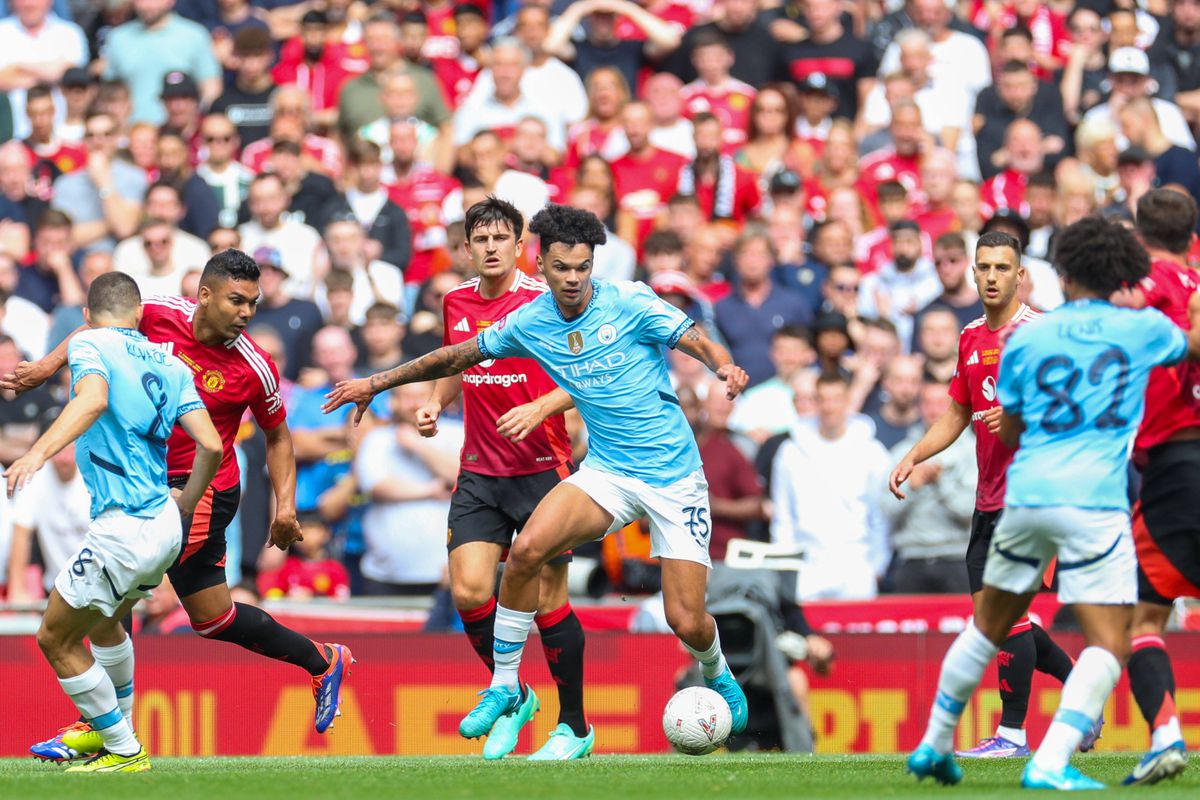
[506,535,550,575]
[450,577,493,612]
[35,622,67,659]
[664,604,707,643]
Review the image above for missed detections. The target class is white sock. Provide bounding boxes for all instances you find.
[58,662,140,756]
[1031,646,1120,773]
[490,605,536,691]
[1152,717,1184,751]
[91,638,135,725]
[920,624,998,755]
[684,626,729,680]
[996,725,1027,747]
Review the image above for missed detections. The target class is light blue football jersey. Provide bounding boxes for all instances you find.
[997,300,1187,510]
[68,327,205,518]
[479,279,701,486]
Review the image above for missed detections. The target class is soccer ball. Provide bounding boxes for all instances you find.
[662,686,733,755]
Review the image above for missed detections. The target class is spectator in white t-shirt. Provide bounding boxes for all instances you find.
[315,213,403,326]
[356,381,463,595]
[0,0,87,140]
[7,441,89,602]
[238,171,322,297]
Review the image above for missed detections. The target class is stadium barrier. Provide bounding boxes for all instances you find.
[3,630,1198,756]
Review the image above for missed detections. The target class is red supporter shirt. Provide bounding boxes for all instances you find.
[611,146,686,248]
[859,148,923,207]
[25,139,86,175]
[141,296,287,492]
[980,170,1029,218]
[1134,258,1200,456]
[259,555,351,599]
[688,161,761,222]
[614,2,692,40]
[948,304,1039,511]
[565,120,625,168]
[241,133,343,178]
[442,273,572,477]
[388,167,461,283]
[680,79,757,149]
[272,41,362,113]
[431,54,482,109]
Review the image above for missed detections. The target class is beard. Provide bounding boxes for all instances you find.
[894,254,917,271]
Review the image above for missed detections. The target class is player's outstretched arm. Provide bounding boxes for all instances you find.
[263,420,303,550]
[0,323,86,394]
[497,387,576,443]
[3,374,108,497]
[673,325,749,400]
[174,408,222,515]
[322,338,488,425]
[888,399,971,500]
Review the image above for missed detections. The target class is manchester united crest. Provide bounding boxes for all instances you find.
[202,369,226,393]
[567,331,584,355]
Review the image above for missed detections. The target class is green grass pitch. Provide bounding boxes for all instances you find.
[1,754,1194,799]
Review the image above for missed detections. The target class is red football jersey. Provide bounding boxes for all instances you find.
[980,169,1030,218]
[680,79,757,149]
[1135,258,1200,456]
[948,304,1039,511]
[612,147,686,248]
[141,296,287,492]
[859,148,924,209]
[387,167,461,284]
[442,273,572,477]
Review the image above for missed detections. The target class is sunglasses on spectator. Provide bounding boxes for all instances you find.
[205,133,235,143]
[85,128,114,139]
[831,282,858,292]
[143,236,171,248]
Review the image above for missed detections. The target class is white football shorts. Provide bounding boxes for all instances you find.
[983,505,1136,605]
[565,465,712,567]
[55,501,182,617]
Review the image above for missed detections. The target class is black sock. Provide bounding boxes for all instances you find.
[537,604,587,737]
[1031,623,1074,683]
[459,597,497,672]
[997,627,1036,730]
[194,602,328,675]
[1129,638,1177,732]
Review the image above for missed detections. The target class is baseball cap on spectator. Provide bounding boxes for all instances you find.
[799,72,838,98]
[454,3,487,20]
[649,270,701,302]
[62,67,92,90]
[1117,145,1152,166]
[254,246,288,276]
[769,169,802,195]
[162,71,199,100]
[813,309,850,338]
[1108,47,1149,76]
[301,9,328,25]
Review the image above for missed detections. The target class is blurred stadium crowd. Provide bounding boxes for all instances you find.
[0,0,1193,612]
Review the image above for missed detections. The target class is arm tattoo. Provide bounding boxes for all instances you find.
[682,327,702,343]
[368,339,484,394]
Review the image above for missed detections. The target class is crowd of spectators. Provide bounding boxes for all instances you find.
[0,0,1196,608]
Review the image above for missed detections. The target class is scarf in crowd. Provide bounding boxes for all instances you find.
[678,154,736,219]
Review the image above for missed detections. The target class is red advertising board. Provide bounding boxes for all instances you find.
[3,632,1199,756]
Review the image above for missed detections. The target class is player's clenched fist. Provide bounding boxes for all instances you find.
[888,458,914,500]
[416,401,442,437]
[323,377,375,424]
[716,364,749,400]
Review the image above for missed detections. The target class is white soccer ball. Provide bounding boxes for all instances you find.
[662,686,733,755]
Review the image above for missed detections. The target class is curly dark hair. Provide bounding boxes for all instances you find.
[528,203,607,252]
[1052,214,1149,296]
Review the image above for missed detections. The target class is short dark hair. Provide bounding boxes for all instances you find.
[200,248,260,288]
[775,324,812,345]
[1053,214,1150,295]
[464,195,525,240]
[346,137,383,166]
[692,111,720,128]
[890,219,921,237]
[816,370,850,389]
[1001,24,1033,43]
[38,209,73,231]
[26,84,53,104]
[934,231,967,252]
[147,180,181,201]
[271,139,302,157]
[643,229,684,256]
[528,203,607,252]
[877,181,907,202]
[87,271,141,317]
[691,29,730,51]
[976,230,1023,261]
[1028,172,1057,192]
[1136,188,1198,255]
[364,301,402,323]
